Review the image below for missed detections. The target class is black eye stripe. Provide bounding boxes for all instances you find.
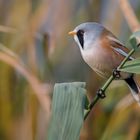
[77,30,84,49]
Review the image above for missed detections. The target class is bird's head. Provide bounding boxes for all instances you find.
[68,22,104,51]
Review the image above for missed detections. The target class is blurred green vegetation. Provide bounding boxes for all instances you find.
[0,0,140,140]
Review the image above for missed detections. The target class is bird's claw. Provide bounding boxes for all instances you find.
[97,89,106,99]
[113,69,121,79]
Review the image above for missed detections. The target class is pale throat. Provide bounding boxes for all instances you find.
[74,35,83,50]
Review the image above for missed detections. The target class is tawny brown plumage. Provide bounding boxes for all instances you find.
[69,22,140,103]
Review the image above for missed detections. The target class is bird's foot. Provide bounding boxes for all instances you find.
[113,69,121,79]
[97,89,106,99]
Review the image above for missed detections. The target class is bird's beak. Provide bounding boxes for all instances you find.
[68,31,76,36]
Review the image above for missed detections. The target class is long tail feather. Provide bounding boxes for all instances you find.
[125,76,140,102]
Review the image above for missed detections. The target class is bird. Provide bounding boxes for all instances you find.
[68,22,140,102]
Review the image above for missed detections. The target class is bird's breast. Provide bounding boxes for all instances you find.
[81,45,114,78]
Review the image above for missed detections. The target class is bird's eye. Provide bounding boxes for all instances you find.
[77,30,84,35]
[77,30,84,49]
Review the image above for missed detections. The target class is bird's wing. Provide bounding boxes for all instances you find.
[107,35,134,60]
[112,47,134,60]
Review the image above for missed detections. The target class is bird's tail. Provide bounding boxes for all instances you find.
[125,76,140,103]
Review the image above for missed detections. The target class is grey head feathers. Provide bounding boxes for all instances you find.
[73,22,104,50]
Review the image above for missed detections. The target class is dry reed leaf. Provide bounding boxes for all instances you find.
[0,25,17,33]
[119,0,140,32]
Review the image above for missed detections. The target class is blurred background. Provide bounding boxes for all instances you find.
[0,0,140,140]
